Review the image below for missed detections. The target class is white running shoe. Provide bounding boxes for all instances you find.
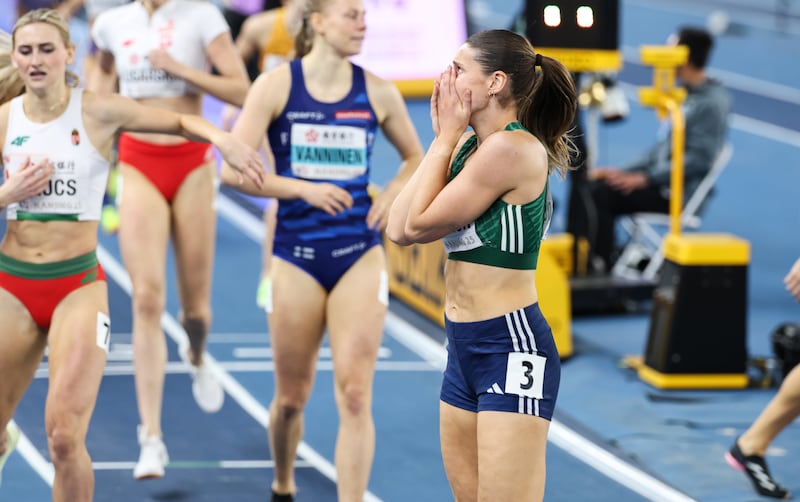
[0,423,20,487]
[133,425,169,480]
[180,341,225,413]
[191,363,225,413]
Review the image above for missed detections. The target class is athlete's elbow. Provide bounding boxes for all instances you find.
[402,221,439,245]
[385,224,413,246]
[232,79,251,107]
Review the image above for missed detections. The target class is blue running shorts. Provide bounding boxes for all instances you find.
[441,303,561,419]
[273,233,382,292]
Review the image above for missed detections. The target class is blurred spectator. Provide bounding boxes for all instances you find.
[567,26,731,274]
[221,0,281,80]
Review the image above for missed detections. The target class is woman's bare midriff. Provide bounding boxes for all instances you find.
[1,220,99,263]
[444,260,539,322]
[125,93,204,144]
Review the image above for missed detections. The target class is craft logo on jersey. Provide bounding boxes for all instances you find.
[10,135,30,146]
[335,110,372,121]
[286,111,325,121]
[71,128,80,146]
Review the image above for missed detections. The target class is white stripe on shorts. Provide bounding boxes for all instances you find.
[518,397,538,415]
[518,308,538,352]
[505,313,521,352]
[508,308,541,417]
[512,310,530,352]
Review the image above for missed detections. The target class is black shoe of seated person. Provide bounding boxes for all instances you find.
[725,440,791,499]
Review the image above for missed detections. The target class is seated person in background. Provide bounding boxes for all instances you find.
[568,26,731,274]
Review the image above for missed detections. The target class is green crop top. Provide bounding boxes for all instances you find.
[442,122,550,270]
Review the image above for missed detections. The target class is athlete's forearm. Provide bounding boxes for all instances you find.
[170,64,249,107]
[221,162,316,200]
[176,114,224,145]
[0,186,9,212]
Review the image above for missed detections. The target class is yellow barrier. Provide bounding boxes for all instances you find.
[395,79,434,99]
[384,238,446,326]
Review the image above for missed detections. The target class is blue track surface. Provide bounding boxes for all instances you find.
[3,1,800,500]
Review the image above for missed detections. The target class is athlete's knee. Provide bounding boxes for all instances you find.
[271,398,305,423]
[130,282,166,319]
[46,415,83,465]
[334,380,371,418]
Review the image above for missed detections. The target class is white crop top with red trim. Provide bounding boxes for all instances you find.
[91,0,229,99]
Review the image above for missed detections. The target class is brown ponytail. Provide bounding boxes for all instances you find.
[293,12,314,58]
[465,29,578,178]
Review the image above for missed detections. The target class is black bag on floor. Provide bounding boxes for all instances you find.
[771,322,800,381]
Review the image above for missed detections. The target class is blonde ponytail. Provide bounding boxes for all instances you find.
[0,30,24,104]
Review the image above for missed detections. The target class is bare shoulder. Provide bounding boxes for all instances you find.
[460,129,547,202]
[477,128,548,178]
[0,100,10,152]
[81,90,114,120]
[242,9,277,42]
[240,63,292,128]
[486,128,545,161]
[362,68,404,122]
[250,63,292,106]
[81,90,136,126]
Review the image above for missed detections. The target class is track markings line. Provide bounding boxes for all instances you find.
[33,360,440,379]
[95,245,383,502]
[92,460,313,471]
[9,419,54,487]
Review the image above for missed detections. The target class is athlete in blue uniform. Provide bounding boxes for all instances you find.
[387,29,578,502]
[220,1,423,500]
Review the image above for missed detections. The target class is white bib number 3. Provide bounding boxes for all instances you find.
[504,352,546,399]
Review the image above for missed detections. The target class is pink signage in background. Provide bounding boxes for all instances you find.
[350,0,468,89]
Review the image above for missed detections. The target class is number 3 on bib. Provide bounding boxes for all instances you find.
[504,352,546,399]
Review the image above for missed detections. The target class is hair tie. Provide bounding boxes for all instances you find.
[534,53,543,68]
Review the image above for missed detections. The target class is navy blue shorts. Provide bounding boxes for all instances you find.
[273,233,382,292]
[441,303,561,419]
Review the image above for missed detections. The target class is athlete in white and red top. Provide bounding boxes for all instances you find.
[90,0,252,481]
